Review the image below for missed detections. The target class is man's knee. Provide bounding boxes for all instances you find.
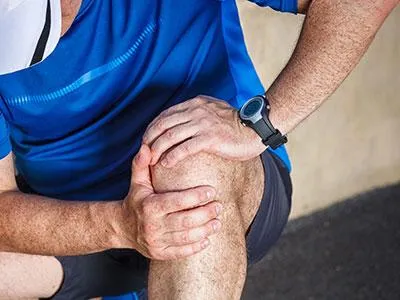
[150,152,242,197]
[150,151,264,230]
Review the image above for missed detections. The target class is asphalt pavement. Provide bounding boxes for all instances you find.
[242,183,400,300]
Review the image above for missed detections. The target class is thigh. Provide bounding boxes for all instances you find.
[52,249,149,299]
[0,252,63,299]
[245,150,293,265]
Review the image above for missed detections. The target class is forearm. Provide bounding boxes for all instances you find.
[0,191,124,256]
[267,0,398,134]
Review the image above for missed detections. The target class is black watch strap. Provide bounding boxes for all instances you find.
[252,118,287,150]
[251,96,287,149]
[263,128,287,149]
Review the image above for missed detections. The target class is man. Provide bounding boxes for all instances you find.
[0,0,397,299]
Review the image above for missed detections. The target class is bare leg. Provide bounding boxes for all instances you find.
[0,252,63,299]
[149,152,264,299]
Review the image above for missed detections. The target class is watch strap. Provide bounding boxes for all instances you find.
[252,117,273,142]
[253,118,287,149]
[263,129,287,150]
[255,96,287,149]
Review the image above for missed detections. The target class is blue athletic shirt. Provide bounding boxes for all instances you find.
[0,0,296,201]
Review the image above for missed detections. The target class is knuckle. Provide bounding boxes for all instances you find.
[199,117,210,127]
[153,198,167,214]
[180,231,189,244]
[158,201,168,213]
[169,252,179,260]
[192,106,205,115]
[192,98,203,105]
[195,190,207,203]
[175,198,186,210]
[182,215,193,228]
[175,252,186,260]
[196,96,207,104]
[159,110,168,118]
[178,144,190,156]
[155,120,165,131]
[166,129,175,139]
[149,120,158,130]
[166,150,177,162]
[208,135,219,144]
[142,223,156,236]
[186,193,198,206]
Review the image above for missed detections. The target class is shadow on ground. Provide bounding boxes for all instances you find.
[243,183,400,300]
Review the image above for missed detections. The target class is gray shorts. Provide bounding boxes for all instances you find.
[46,150,292,299]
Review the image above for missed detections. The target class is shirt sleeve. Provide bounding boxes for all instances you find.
[248,0,298,14]
[0,113,11,159]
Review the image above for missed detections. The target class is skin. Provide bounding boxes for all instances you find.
[0,0,220,297]
[0,0,398,298]
[143,0,399,169]
[142,96,266,167]
[267,0,400,135]
[148,151,264,299]
[60,0,82,35]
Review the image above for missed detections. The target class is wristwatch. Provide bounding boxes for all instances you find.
[238,95,287,149]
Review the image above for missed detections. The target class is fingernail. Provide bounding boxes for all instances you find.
[201,239,210,249]
[213,221,221,232]
[216,204,223,215]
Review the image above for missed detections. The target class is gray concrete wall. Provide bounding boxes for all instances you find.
[237,2,400,218]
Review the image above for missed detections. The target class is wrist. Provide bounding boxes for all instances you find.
[90,200,133,249]
[248,126,268,152]
[236,113,267,153]
[265,91,291,135]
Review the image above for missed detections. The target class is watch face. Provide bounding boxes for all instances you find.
[243,99,262,117]
[242,96,264,119]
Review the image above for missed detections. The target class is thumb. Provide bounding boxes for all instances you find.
[131,144,154,195]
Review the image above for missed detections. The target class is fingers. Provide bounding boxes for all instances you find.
[142,96,211,146]
[137,193,222,260]
[157,185,216,214]
[138,189,222,259]
[163,218,222,246]
[131,144,153,194]
[143,111,193,145]
[165,201,222,231]
[161,239,211,260]
[160,136,211,168]
[145,216,222,260]
[150,123,200,165]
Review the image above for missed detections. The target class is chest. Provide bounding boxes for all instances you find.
[0,0,230,140]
